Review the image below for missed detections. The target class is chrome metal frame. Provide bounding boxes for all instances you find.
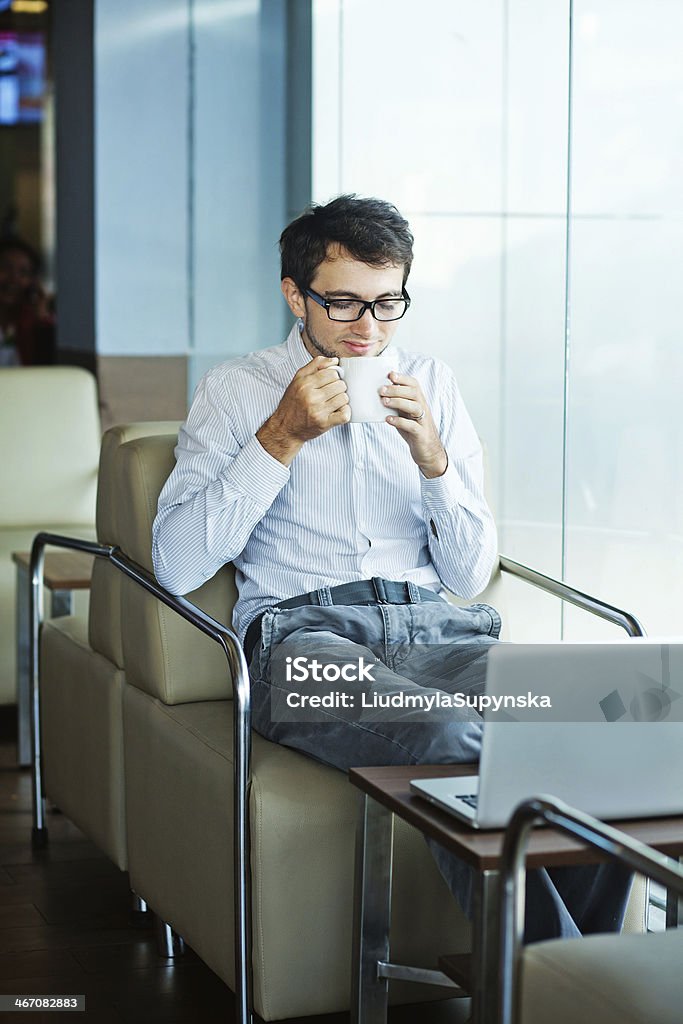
[29,533,112,843]
[155,917,187,958]
[16,559,75,767]
[498,796,683,1024]
[471,868,501,1023]
[499,556,646,637]
[29,531,253,1024]
[350,796,395,1024]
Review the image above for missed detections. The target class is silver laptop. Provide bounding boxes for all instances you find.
[410,641,683,829]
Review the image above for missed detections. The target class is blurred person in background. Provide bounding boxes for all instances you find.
[0,236,55,366]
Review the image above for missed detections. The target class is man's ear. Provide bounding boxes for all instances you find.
[281,277,307,319]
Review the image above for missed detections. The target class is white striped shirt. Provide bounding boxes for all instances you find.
[152,322,497,641]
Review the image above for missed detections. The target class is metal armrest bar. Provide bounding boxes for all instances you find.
[499,555,646,637]
[29,533,114,834]
[376,961,462,990]
[499,795,683,1024]
[29,531,253,1024]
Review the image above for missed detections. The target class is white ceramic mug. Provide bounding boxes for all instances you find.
[338,355,395,423]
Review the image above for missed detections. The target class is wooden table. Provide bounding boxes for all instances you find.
[348,763,683,1024]
[12,550,94,766]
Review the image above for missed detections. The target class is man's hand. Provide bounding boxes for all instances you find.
[381,372,448,478]
[257,356,350,466]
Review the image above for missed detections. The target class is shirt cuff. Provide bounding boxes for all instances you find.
[225,434,290,507]
[420,459,466,514]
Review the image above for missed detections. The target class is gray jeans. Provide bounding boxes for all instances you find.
[249,594,632,942]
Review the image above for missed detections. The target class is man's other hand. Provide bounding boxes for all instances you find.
[381,372,448,478]
[256,357,350,466]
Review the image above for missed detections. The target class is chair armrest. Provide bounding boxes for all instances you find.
[498,795,683,1024]
[499,555,646,637]
[29,529,250,814]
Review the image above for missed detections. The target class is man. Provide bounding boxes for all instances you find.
[0,236,55,366]
[153,194,630,940]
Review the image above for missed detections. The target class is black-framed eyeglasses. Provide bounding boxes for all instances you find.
[303,286,411,322]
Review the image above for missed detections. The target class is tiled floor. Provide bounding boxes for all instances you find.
[0,710,470,1023]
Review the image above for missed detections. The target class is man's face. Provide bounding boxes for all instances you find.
[282,246,405,359]
[0,249,34,308]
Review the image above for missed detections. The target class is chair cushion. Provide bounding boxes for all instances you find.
[0,367,99,527]
[95,421,181,544]
[41,615,127,869]
[521,927,683,1024]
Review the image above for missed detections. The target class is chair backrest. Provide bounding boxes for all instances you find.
[114,434,237,704]
[0,366,100,527]
[89,422,182,668]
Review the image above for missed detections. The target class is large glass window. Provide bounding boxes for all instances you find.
[312,0,683,639]
[95,0,288,386]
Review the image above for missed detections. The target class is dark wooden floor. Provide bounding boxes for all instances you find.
[0,709,469,1023]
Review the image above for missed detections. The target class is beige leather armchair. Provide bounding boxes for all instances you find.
[0,366,100,706]
[499,797,683,1024]
[32,426,648,1023]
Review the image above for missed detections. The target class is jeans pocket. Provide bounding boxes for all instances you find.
[250,609,280,683]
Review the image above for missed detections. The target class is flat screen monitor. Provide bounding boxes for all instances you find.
[0,31,45,126]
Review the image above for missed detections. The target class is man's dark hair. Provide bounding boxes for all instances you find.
[0,235,42,276]
[280,194,414,289]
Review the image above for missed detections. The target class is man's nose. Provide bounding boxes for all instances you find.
[351,307,377,337]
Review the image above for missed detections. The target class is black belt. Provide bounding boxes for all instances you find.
[243,577,443,664]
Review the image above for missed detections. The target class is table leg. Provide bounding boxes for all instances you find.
[350,794,394,1024]
[50,589,74,619]
[15,564,31,767]
[471,868,500,1024]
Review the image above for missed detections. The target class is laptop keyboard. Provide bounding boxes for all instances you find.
[459,794,478,809]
